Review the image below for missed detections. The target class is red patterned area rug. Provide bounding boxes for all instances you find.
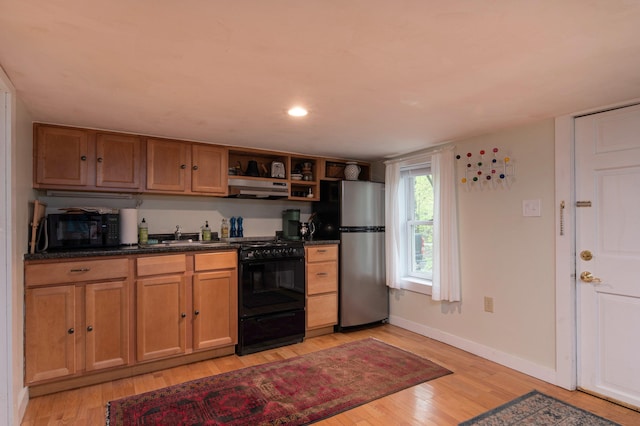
[106,338,451,425]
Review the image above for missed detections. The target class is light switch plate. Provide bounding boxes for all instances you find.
[523,199,541,217]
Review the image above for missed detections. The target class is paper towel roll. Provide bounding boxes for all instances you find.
[119,209,138,245]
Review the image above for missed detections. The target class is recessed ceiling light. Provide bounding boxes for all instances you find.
[287,106,308,117]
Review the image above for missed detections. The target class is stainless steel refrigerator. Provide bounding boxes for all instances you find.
[313,180,388,329]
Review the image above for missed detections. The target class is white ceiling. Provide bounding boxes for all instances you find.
[2,1,640,161]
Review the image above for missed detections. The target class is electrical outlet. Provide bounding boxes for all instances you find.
[484,296,494,313]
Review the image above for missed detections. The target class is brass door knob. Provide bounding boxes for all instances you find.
[580,271,602,283]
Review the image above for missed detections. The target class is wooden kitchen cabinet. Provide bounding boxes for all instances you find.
[34,124,89,187]
[136,254,188,361]
[146,138,228,195]
[95,132,142,189]
[191,143,228,194]
[25,285,76,383]
[24,257,131,385]
[136,251,238,361]
[34,124,143,191]
[193,251,238,350]
[305,244,339,334]
[84,280,130,371]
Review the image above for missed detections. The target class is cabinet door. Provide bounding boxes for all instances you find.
[25,286,76,383]
[307,293,338,329]
[191,144,228,194]
[146,138,189,191]
[85,280,130,371]
[96,133,141,189]
[136,275,187,361]
[35,125,89,186]
[307,261,338,295]
[193,269,238,350]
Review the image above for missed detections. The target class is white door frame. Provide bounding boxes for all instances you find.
[0,72,13,424]
[554,97,640,390]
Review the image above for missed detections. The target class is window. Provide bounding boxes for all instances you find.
[385,147,460,301]
[402,166,434,281]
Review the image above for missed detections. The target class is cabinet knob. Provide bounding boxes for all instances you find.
[87,326,93,332]
[181,312,186,318]
[194,310,200,315]
[192,165,198,171]
[67,328,75,334]
[97,157,103,163]
[180,164,187,169]
[80,156,87,161]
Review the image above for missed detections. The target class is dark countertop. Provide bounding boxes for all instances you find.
[304,239,340,246]
[24,239,339,261]
[24,243,237,261]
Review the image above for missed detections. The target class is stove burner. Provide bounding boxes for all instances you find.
[239,240,304,261]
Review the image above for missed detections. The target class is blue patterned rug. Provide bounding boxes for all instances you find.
[459,390,620,425]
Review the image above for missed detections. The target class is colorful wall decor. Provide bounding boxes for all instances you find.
[456,148,514,189]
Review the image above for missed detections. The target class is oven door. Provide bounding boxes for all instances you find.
[239,257,305,317]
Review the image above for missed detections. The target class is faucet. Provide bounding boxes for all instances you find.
[175,225,182,240]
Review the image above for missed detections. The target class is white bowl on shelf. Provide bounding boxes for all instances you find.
[291,174,303,180]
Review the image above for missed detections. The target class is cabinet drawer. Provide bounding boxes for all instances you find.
[307,262,338,295]
[307,293,338,329]
[136,254,186,276]
[25,258,129,287]
[194,251,237,271]
[306,245,338,263]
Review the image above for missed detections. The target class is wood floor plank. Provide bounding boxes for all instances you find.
[21,324,640,425]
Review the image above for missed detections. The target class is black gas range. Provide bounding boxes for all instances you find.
[234,239,306,355]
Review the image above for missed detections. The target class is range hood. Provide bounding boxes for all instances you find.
[227,178,289,199]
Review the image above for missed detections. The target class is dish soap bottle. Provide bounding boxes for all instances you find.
[221,218,229,239]
[202,220,212,241]
[138,218,148,245]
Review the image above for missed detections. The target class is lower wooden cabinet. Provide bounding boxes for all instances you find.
[136,252,238,361]
[25,260,131,385]
[25,250,238,392]
[193,252,238,350]
[305,245,339,334]
[25,285,77,383]
[136,273,188,361]
[84,280,130,371]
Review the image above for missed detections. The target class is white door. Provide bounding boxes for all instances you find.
[575,104,640,408]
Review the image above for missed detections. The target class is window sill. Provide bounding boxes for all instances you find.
[400,277,432,296]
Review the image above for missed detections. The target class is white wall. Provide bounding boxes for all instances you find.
[390,119,557,379]
[1,68,34,424]
[12,97,34,423]
[40,195,313,239]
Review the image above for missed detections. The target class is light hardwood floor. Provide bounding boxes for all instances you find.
[21,324,640,425]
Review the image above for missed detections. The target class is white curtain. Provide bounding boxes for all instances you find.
[385,161,403,289]
[431,147,461,301]
[384,146,461,300]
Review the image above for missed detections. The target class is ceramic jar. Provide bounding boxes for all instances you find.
[344,162,361,181]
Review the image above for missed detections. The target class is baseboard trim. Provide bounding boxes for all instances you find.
[15,386,28,426]
[389,315,557,385]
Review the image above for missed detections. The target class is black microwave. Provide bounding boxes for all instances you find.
[46,213,120,250]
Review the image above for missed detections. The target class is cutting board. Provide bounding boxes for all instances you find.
[29,200,47,254]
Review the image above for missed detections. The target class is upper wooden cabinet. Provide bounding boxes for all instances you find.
[146,138,189,192]
[35,125,89,187]
[34,124,142,192]
[146,138,228,196]
[33,123,370,199]
[96,133,142,189]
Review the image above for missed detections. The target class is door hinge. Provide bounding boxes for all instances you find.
[576,201,592,207]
